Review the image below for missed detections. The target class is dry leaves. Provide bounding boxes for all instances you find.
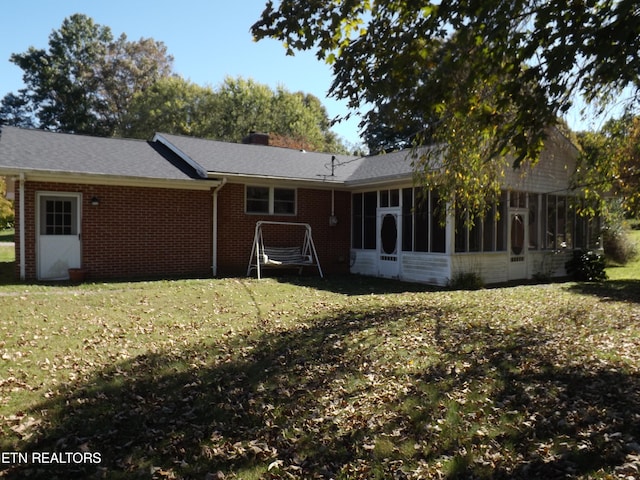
[0,278,638,479]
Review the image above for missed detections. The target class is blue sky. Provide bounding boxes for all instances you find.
[0,0,363,145]
[1,1,610,143]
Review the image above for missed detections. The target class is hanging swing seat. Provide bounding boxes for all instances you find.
[247,221,323,279]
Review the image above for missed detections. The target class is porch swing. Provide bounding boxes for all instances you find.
[246,221,323,279]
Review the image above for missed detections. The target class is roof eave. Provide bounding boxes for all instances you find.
[206,171,349,188]
[345,173,414,188]
[0,168,219,191]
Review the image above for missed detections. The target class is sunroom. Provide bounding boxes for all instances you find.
[350,186,601,286]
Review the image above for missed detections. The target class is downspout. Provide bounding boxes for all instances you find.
[211,178,227,276]
[18,173,25,280]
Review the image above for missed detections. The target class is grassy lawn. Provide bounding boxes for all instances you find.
[0,272,639,479]
[0,228,14,243]
[606,226,640,281]
[0,229,15,283]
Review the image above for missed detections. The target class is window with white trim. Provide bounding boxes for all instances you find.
[246,186,296,215]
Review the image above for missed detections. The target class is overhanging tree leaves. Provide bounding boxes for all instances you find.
[252,0,640,216]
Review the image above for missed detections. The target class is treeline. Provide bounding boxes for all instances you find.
[0,14,349,154]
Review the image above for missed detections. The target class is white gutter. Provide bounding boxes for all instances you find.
[18,173,25,280]
[211,177,228,276]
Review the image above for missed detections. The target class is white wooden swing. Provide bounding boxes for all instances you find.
[247,221,323,279]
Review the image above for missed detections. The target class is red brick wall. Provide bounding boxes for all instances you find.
[14,180,351,281]
[16,181,213,281]
[216,183,351,276]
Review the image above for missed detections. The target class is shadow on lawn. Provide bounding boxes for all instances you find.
[274,273,436,295]
[567,279,640,304]
[4,303,639,479]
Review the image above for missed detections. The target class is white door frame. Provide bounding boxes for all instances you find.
[36,192,82,280]
[377,207,401,278]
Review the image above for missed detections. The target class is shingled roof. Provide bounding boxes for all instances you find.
[154,132,363,184]
[0,126,422,188]
[0,126,204,182]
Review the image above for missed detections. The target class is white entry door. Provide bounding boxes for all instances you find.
[37,193,82,280]
[378,208,401,278]
[508,211,528,280]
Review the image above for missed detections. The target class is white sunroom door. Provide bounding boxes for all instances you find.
[378,208,401,278]
[37,193,82,280]
[508,211,528,280]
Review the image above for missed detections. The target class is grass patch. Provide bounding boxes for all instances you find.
[0,230,15,283]
[607,227,640,281]
[0,228,14,243]
[0,276,639,479]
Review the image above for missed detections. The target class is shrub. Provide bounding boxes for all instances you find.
[603,228,638,265]
[447,271,484,290]
[565,250,607,282]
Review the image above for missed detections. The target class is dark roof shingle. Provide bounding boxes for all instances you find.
[0,126,202,181]
[156,133,363,183]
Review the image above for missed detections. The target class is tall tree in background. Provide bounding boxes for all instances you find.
[577,115,640,220]
[2,14,347,153]
[2,14,173,136]
[0,93,35,129]
[252,0,640,215]
[124,75,348,153]
[98,34,174,135]
[121,76,215,139]
[9,14,112,135]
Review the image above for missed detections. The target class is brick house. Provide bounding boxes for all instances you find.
[0,125,599,284]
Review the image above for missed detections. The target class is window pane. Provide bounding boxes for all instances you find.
[528,194,538,250]
[363,191,377,249]
[352,193,363,249]
[469,215,482,252]
[557,196,566,248]
[380,190,389,208]
[496,191,507,251]
[415,194,428,252]
[390,189,400,207]
[274,188,295,214]
[545,195,557,249]
[246,187,269,213]
[455,209,467,253]
[43,199,74,235]
[483,206,495,252]
[402,188,413,251]
[430,192,446,253]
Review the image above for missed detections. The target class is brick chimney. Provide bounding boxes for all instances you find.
[242,131,269,146]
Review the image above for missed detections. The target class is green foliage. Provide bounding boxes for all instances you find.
[2,14,173,135]
[576,115,640,220]
[253,0,640,217]
[606,227,640,280]
[447,270,484,290]
[0,178,14,229]
[603,228,639,266]
[565,249,608,282]
[0,93,35,128]
[122,76,214,139]
[3,15,348,154]
[124,75,349,152]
